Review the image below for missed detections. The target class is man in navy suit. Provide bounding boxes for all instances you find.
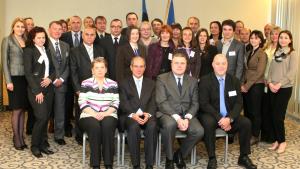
[94,16,110,45]
[199,54,257,169]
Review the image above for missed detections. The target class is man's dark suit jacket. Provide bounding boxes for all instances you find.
[69,43,105,92]
[119,76,156,116]
[115,43,146,82]
[198,72,243,121]
[156,72,199,118]
[48,40,70,92]
[100,35,127,80]
[94,32,110,45]
[216,39,244,80]
[23,46,56,95]
[60,31,83,48]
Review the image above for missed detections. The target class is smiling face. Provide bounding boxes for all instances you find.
[250,34,261,49]
[140,23,151,39]
[212,54,228,77]
[171,55,187,76]
[222,25,234,40]
[33,32,46,47]
[13,21,25,37]
[182,29,193,45]
[92,62,107,78]
[278,32,292,48]
[198,31,208,45]
[129,28,139,43]
[130,57,146,78]
[48,23,63,40]
[210,22,220,36]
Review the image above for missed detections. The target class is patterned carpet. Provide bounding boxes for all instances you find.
[0,111,300,169]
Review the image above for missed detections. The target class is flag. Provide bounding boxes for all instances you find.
[166,0,175,25]
[142,0,149,21]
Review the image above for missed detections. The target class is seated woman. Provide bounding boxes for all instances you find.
[78,57,119,169]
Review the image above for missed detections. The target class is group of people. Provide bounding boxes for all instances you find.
[1,12,297,169]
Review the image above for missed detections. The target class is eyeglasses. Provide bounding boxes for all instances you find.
[111,26,122,29]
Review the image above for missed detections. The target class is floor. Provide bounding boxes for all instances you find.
[0,111,300,169]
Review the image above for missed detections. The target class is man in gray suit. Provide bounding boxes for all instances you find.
[48,21,70,145]
[156,52,204,169]
[217,19,244,80]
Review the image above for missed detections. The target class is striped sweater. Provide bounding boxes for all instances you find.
[78,77,119,119]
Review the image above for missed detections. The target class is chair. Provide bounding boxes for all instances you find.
[157,130,197,167]
[121,130,160,166]
[215,128,228,164]
[82,131,121,168]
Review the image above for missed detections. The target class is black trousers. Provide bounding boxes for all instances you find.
[125,117,157,166]
[261,90,273,143]
[26,105,35,134]
[243,83,264,137]
[27,88,54,151]
[74,95,82,140]
[199,113,251,158]
[79,116,117,167]
[64,80,74,133]
[269,87,292,143]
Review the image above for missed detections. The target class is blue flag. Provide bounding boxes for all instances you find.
[167,0,175,25]
[142,0,149,21]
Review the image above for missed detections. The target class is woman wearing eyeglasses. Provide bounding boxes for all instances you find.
[267,30,297,154]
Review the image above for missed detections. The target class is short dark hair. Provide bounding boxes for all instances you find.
[94,16,107,23]
[151,18,163,25]
[59,19,68,26]
[49,20,62,28]
[26,26,49,48]
[250,30,265,48]
[126,12,138,20]
[222,19,236,31]
[171,23,182,31]
[172,51,188,62]
[126,26,139,41]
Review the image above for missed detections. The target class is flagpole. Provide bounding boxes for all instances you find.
[164,0,171,24]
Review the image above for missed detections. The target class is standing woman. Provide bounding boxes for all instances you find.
[267,30,297,153]
[24,26,56,158]
[209,21,222,46]
[241,30,267,145]
[1,17,28,150]
[116,26,146,83]
[176,27,201,79]
[196,28,218,78]
[145,25,175,80]
[261,26,281,143]
[171,23,182,48]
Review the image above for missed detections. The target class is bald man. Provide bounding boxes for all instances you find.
[198,54,256,169]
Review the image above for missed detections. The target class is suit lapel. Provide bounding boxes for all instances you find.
[181,75,190,96]
[227,40,237,57]
[79,44,91,62]
[129,76,140,99]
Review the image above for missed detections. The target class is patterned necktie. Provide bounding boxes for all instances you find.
[74,33,80,47]
[219,78,228,117]
[133,48,139,56]
[113,37,119,48]
[177,78,182,94]
[100,34,104,39]
[55,42,62,64]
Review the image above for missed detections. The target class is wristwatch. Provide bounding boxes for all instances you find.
[229,118,234,123]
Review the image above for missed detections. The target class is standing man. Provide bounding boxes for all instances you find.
[198,54,257,169]
[119,56,157,169]
[156,52,204,169]
[48,21,70,145]
[217,19,244,80]
[101,19,127,80]
[94,16,110,45]
[151,18,163,40]
[187,17,200,36]
[60,15,83,138]
[121,12,139,36]
[240,28,252,53]
[70,26,105,144]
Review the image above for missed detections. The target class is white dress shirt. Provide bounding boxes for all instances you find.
[35,44,49,78]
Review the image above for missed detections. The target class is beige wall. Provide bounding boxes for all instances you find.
[3,0,272,35]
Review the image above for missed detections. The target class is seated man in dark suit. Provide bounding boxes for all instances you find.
[156,52,204,169]
[198,54,257,169]
[70,26,105,145]
[119,56,157,169]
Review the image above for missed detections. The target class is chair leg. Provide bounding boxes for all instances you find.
[117,132,120,166]
[121,133,125,166]
[158,133,161,167]
[82,134,86,169]
[225,135,228,164]
[155,133,159,167]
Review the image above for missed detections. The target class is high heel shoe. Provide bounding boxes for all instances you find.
[22,144,28,149]
[277,142,286,154]
[268,141,279,150]
[13,136,24,151]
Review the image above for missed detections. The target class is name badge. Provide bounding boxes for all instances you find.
[190,51,195,58]
[168,53,173,60]
[229,51,236,56]
[38,56,44,64]
[228,90,237,97]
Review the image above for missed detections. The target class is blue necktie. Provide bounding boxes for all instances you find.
[134,48,139,56]
[219,78,227,117]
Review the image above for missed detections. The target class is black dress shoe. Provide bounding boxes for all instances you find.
[145,165,153,169]
[40,148,54,155]
[207,158,217,169]
[65,130,72,137]
[75,137,83,145]
[238,155,257,169]
[228,134,234,144]
[55,139,66,145]
[32,150,43,158]
[45,141,50,147]
[133,165,141,169]
[165,158,174,169]
[14,145,24,151]
[174,150,186,169]
[21,144,28,149]
[105,165,112,169]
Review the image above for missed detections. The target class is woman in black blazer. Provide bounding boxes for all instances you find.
[115,26,146,83]
[196,28,218,78]
[23,26,56,158]
[1,17,28,150]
